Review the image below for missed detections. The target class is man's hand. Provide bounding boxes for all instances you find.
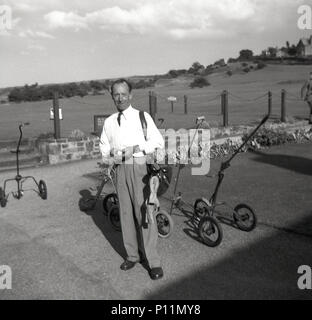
[123,145,140,160]
[102,157,115,167]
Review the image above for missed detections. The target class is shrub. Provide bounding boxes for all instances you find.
[214,59,226,67]
[257,62,267,70]
[68,129,88,140]
[227,70,233,76]
[190,77,210,88]
[243,67,250,73]
[243,127,312,149]
[227,57,237,63]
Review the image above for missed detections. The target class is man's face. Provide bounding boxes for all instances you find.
[111,83,132,112]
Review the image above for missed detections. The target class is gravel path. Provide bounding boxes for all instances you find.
[0,142,312,300]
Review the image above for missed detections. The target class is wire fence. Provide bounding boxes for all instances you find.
[69,97,105,107]
[57,88,309,131]
[148,88,309,128]
[227,92,268,102]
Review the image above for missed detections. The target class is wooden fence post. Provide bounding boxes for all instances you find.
[223,90,229,127]
[53,91,61,139]
[281,89,286,123]
[268,91,272,116]
[149,91,153,120]
[184,95,188,114]
[153,93,157,121]
[149,91,157,122]
[221,91,224,115]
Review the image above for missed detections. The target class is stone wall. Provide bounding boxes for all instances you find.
[37,121,312,165]
[39,137,101,165]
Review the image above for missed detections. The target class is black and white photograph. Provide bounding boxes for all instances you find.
[0,0,312,304]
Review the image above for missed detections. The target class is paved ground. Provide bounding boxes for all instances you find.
[0,142,312,300]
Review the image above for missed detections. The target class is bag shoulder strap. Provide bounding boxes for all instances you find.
[139,111,147,141]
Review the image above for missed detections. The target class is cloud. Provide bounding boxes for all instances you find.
[44,11,88,31]
[5,0,65,13]
[20,42,47,56]
[19,29,55,39]
[28,43,46,51]
[39,0,307,39]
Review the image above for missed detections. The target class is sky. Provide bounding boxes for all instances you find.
[0,0,311,88]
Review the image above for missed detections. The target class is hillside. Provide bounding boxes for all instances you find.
[0,64,310,141]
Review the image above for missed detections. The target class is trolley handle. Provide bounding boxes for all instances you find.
[19,122,30,128]
[222,113,270,166]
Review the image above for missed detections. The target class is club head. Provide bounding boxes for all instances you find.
[196,116,205,124]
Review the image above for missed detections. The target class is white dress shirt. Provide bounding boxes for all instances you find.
[99,105,164,162]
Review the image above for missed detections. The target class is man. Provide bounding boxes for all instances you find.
[99,79,165,280]
[301,71,312,124]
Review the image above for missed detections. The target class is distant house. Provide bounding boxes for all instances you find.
[276,47,289,58]
[297,36,312,57]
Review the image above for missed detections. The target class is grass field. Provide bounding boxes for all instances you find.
[0,64,310,140]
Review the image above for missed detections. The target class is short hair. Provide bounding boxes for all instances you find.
[110,78,133,94]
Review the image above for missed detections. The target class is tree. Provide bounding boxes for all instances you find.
[288,45,297,56]
[188,61,205,74]
[267,47,277,58]
[168,70,179,78]
[239,49,254,60]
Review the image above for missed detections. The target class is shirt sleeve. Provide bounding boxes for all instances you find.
[99,121,112,164]
[139,112,164,154]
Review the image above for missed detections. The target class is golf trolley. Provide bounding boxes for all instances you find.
[0,122,48,208]
[154,116,207,238]
[156,113,270,246]
[194,113,270,246]
[79,164,121,230]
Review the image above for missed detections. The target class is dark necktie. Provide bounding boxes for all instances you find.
[117,112,123,126]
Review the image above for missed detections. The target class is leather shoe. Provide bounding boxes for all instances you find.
[149,267,164,280]
[120,260,137,271]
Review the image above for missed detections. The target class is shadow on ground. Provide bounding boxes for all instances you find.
[78,189,127,260]
[250,150,312,176]
[146,213,312,300]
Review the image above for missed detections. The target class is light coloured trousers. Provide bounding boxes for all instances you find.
[115,158,161,269]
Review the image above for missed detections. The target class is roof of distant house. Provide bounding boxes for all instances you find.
[299,35,312,46]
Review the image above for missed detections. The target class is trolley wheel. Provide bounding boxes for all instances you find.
[194,198,211,219]
[155,210,174,238]
[233,203,257,232]
[102,193,118,216]
[38,180,48,200]
[0,187,7,208]
[198,216,223,247]
[108,205,121,232]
